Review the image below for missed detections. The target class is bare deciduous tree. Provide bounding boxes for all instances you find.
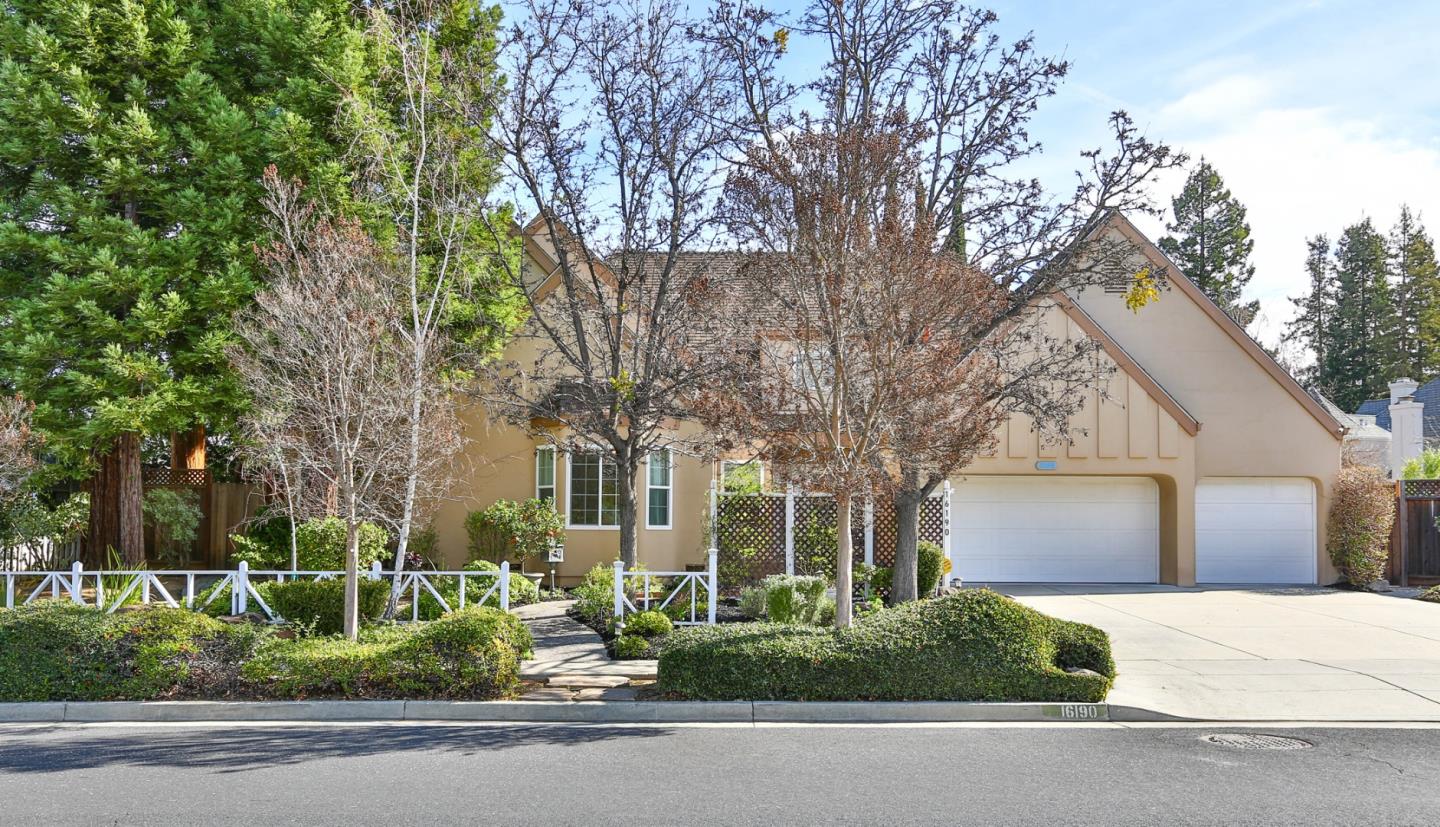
[231,172,455,639]
[708,0,1183,601]
[481,0,749,565]
[342,0,518,610]
[0,394,40,508]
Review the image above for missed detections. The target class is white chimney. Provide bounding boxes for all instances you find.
[1389,378,1424,476]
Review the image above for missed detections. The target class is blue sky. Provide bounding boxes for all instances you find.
[773,0,1440,353]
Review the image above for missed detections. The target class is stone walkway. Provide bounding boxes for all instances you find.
[515,601,656,699]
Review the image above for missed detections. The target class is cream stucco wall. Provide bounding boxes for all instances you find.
[960,302,1200,584]
[440,217,1343,587]
[1068,221,1343,584]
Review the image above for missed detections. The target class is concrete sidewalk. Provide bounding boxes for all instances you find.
[1004,584,1440,721]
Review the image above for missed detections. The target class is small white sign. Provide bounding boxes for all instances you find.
[547,543,564,563]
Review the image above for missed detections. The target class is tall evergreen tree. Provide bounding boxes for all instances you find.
[1159,160,1261,327]
[0,0,367,562]
[1322,218,1399,411]
[1389,206,1440,381]
[1285,235,1336,390]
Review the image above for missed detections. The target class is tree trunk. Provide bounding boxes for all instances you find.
[90,432,145,566]
[834,491,854,628]
[88,442,121,566]
[890,489,922,605]
[616,447,638,567]
[169,425,206,470]
[385,361,425,620]
[343,516,361,640]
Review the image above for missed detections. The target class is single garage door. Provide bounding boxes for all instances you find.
[1196,478,1316,584]
[951,476,1159,583]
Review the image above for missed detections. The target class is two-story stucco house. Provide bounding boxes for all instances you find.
[429,213,1345,587]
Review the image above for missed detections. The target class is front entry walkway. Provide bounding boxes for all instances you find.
[514,600,656,686]
[1001,584,1440,721]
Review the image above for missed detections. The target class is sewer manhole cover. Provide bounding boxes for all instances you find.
[1200,733,1314,751]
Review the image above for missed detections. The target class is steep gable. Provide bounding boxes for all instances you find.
[1070,215,1342,477]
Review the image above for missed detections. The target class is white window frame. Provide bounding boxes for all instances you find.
[565,448,620,530]
[646,450,673,530]
[535,446,556,503]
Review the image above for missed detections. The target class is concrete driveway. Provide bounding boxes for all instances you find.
[1002,584,1440,721]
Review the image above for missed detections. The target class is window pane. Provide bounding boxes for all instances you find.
[570,453,599,525]
[648,487,669,526]
[648,451,670,486]
[537,485,555,503]
[536,447,555,487]
[600,456,618,526]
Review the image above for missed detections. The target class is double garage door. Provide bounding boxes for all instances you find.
[951,476,1316,584]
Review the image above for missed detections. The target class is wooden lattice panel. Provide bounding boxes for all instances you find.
[1403,479,1440,499]
[142,467,211,487]
[715,494,786,586]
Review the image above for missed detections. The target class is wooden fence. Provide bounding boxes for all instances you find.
[1391,479,1440,586]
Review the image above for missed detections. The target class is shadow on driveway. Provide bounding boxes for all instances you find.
[0,724,672,775]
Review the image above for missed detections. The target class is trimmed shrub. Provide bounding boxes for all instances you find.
[738,586,766,619]
[263,578,390,635]
[1328,466,1395,586]
[231,517,389,571]
[0,602,266,701]
[762,574,829,625]
[241,607,532,699]
[658,590,1114,703]
[613,634,650,659]
[917,541,944,596]
[1418,585,1440,604]
[622,610,673,638]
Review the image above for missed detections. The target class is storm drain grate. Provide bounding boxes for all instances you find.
[1201,733,1314,751]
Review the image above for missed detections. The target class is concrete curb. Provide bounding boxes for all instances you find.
[0,699,1111,724]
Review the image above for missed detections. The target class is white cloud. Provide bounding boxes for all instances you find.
[1148,76,1440,350]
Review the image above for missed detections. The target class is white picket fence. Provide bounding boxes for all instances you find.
[1,560,512,621]
[0,536,84,572]
[612,549,718,627]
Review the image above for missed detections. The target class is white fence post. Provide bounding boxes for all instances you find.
[942,479,954,584]
[708,479,718,550]
[784,484,796,575]
[612,559,626,625]
[69,560,84,605]
[707,548,718,624]
[500,561,511,611]
[369,560,382,580]
[863,497,874,567]
[234,560,249,615]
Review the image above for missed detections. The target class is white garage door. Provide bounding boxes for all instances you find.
[1196,478,1316,584]
[951,476,1159,583]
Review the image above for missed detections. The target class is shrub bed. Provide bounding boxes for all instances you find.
[242,608,532,699]
[262,578,390,635]
[0,602,532,701]
[658,590,1114,703]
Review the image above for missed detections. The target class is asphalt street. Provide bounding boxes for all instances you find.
[1,722,1438,825]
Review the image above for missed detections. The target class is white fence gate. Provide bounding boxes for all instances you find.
[612,549,718,627]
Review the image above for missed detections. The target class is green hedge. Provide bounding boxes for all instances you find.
[262,578,391,635]
[230,517,390,571]
[0,602,532,701]
[658,590,1114,703]
[0,603,265,701]
[242,608,533,699]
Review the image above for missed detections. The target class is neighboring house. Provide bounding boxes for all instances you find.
[430,213,1345,587]
[1356,378,1434,474]
[1309,388,1390,471]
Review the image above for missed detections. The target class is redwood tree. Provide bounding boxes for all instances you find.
[0,0,368,564]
